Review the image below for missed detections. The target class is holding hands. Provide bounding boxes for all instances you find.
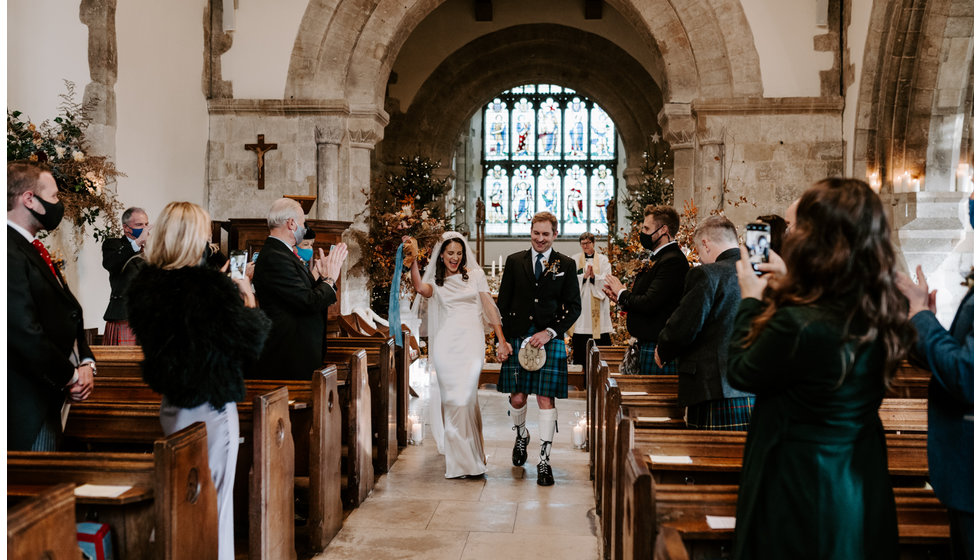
[496,339,514,362]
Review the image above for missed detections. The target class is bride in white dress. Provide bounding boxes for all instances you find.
[405,232,513,478]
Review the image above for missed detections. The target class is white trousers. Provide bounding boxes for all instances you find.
[160,398,239,560]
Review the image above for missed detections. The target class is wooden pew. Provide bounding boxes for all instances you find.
[326,337,399,474]
[250,387,295,560]
[622,470,950,560]
[7,484,80,560]
[324,349,374,508]
[9,423,218,560]
[392,328,412,447]
[91,345,145,377]
[61,391,295,560]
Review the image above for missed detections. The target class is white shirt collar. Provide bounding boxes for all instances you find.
[533,247,553,262]
[652,240,678,257]
[126,235,141,252]
[8,220,35,243]
[271,235,294,250]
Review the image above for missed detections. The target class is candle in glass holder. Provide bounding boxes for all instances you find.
[573,423,585,447]
[412,421,423,443]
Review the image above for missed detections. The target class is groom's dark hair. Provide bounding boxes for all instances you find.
[434,237,469,287]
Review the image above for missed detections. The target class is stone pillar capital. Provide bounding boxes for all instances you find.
[658,103,695,147]
[347,105,389,149]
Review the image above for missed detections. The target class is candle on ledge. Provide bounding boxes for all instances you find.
[573,423,585,447]
[911,178,920,192]
[869,172,881,194]
[499,255,503,271]
[957,164,971,192]
[902,171,911,193]
[491,260,496,277]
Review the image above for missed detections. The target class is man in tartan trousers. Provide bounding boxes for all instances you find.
[496,212,581,485]
[655,216,755,430]
[603,205,689,374]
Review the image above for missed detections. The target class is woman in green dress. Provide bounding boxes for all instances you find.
[728,178,913,559]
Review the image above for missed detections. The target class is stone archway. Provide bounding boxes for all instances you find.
[852,0,973,320]
[381,24,664,173]
[284,0,763,108]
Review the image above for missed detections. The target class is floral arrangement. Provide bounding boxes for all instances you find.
[7,81,124,244]
[348,155,450,314]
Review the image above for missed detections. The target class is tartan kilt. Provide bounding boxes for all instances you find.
[103,320,138,346]
[498,331,568,399]
[685,397,755,431]
[638,341,678,375]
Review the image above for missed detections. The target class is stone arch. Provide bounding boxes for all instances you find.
[285,0,763,107]
[381,24,664,174]
[853,0,973,189]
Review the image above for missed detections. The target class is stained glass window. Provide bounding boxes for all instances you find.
[481,84,617,237]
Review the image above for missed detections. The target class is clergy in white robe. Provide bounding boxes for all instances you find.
[570,232,613,365]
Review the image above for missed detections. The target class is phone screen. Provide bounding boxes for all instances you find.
[229,251,248,280]
[745,223,771,275]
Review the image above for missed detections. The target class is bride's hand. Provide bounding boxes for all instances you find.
[496,341,513,362]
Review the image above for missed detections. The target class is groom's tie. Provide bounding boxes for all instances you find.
[534,252,544,280]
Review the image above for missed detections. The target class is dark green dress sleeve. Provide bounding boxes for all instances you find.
[727,298,804,394]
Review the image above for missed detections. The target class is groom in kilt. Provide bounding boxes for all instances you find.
[496,212,581,486]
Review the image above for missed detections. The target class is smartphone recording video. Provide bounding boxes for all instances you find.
[229,250,248,280]
[745,222,771,276]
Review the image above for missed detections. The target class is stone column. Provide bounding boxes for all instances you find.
[659,103,696,210]
[79,0,117,161]
[697,139,725,213]
[341,115,386,314]
[314,124,345,220]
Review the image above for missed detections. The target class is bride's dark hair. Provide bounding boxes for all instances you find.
[434,237,469,287]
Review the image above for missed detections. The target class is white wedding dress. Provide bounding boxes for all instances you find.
[424,240,500,478]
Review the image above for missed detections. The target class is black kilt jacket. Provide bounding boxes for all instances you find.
[497,249,582,339]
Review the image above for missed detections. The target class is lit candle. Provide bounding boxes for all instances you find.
[902,171,911,193]
[869,172,881,194]
[412,421,423,443]
[499,255,503,271]
[491,260,496,277]
[911,178,920,192]
[573,424,585,447]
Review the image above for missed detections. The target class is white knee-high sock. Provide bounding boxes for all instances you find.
[539,407,558,462]
[509,403,528,438]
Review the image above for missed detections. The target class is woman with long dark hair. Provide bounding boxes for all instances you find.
[728,179,913,559]
[128,202,270,560]
[406,231,512,478]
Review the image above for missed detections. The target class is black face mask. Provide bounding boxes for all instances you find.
[27,194,65,232]
[639,227,666,251]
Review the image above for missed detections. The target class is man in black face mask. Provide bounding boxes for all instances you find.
[7,161,96,450]
[602,204,689,374]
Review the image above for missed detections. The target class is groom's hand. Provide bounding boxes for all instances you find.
[496,341,513,362]
[528,330,552,349]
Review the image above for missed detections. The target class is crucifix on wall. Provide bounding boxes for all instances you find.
[245,134,277,190]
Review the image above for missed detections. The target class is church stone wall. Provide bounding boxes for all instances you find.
[691,105,845,227]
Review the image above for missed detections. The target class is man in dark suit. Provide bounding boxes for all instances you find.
[7,162,95,450]
[897,265,973,559]
[655,215,754,430]
[495,211,581,485]
[101,206,149,345]
[603,205,689,374]
[252,198,348,380]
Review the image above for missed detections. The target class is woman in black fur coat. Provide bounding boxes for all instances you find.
[127,201,270,560]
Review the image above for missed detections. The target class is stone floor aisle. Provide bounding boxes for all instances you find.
[313,359,600,560]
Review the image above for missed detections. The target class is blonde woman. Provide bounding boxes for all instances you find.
[127,202,271,560]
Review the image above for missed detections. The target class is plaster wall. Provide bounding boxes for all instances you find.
[220,0,309,99]
[739,0,834,97]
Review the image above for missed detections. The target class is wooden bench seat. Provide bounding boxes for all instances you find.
[61,390,295,560]
[9,423,217,560]
[7,483,81,560]
[326,337,399,472]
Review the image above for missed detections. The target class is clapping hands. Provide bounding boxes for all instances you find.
[603,275,625,303]
[315,242,349,281]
